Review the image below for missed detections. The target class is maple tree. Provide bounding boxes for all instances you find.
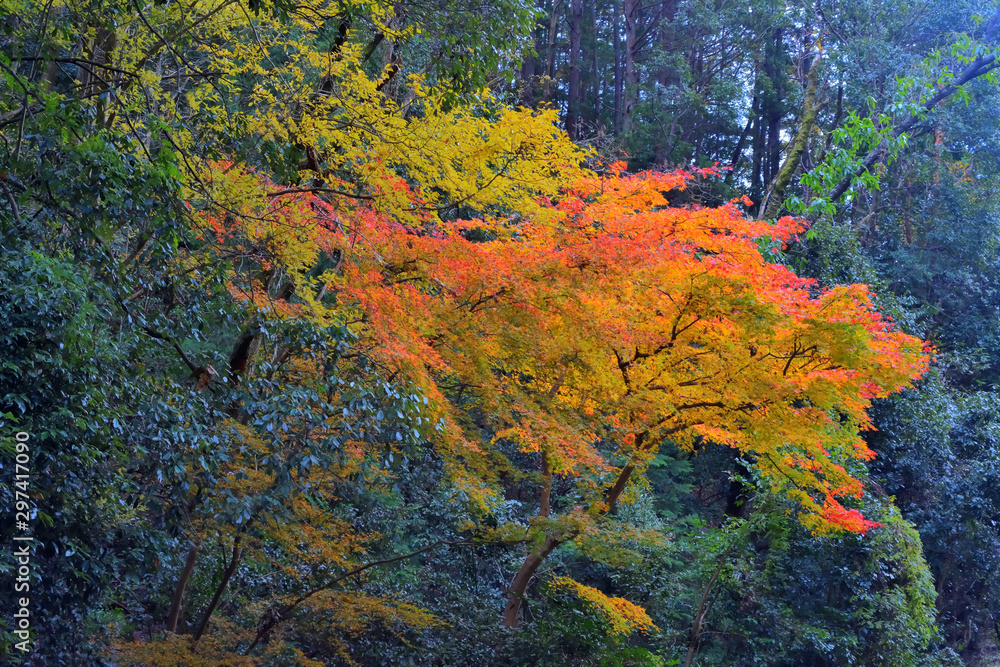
[0,0,949,662]
[173,155,928,645]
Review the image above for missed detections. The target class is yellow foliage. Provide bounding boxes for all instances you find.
[97,0,585,233]
[111,629,258,666]
[549,576,658,636]
[285,591,444,664]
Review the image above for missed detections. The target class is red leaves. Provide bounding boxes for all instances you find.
[820,496,883,535]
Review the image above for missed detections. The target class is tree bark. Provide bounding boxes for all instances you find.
[520,0,545,107]
[77,26,118,128]
[589,0,601,126]
[653,0,679,162]
[193,535,244,642]
[613,0,623,133]
[502,436,645,627]
[165,540,199,633]
[683,548,729,667]
[228,327,260,384]
[621,0,639,135]
[763,29,784,187]
[501,535,562,627]
[726,95,757,185]
[520,46,535,108]
[544,0,561,103]
[540,453,552,518]
[566,0,583,138]
[760,53,822,219]
[751,99,764,206]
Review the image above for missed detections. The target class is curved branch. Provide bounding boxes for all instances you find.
[825,13,1000,203]
[245,539,471,653]
[266,186,374,200]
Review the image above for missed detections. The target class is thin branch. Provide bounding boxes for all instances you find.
[133,0,238,71]
[826,15,1000,203]
[0,59,33,158]
[266,186,375,200]
[13,56,139,79]
[245,539,471,653]
[0,180,22,228]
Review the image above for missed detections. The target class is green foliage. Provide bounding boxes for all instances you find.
[659,499,944,666]
[4,0,999,663]
[870,375,1000,652]
[791,107,910,217]
[0,243,140,662]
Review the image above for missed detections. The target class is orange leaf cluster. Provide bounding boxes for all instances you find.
[197,166,928,533]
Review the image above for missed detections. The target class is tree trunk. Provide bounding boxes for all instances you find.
[761,28,784,188]
[77,25,118,128]
[621,0,639,135]
[613,0,623,133]
[544,0,561,102]
[520,0,546,107]
[760,52,822,219]
[166,541,200,633]
[501,535,562,627]
[726,95,757,185]
[566,0,583,138]
[653,0,679,162]
[502,437,644,627]
[520,36,536,107]
[540,454,552,518]
[193,536,244,642]
[683,548,729,667]
[590,0,601,127]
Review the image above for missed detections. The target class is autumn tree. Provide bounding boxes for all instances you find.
[151,157,927,650]
[0,0,944,663]
[317,166,927,628]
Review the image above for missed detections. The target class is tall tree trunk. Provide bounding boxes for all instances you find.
[751,102,764,210]
[761,53,822,219]
[590,0,601,127]
[566,0,583,138]
[654,0,678,162]
[763,28,784,187]
[621,0,639,136]
[520,0,546,107]
[520,36,536,107]
[544,0,561,102]
[539,453,552,518]
[613,0,623,133]
[726,95,757,185]
[77,25,118,128]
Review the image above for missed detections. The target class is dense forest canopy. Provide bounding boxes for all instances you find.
[3,0,1000,665]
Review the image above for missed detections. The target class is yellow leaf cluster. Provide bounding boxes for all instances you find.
[549,575,658,636]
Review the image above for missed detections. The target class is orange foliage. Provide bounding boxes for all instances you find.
[196,165,927,534]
